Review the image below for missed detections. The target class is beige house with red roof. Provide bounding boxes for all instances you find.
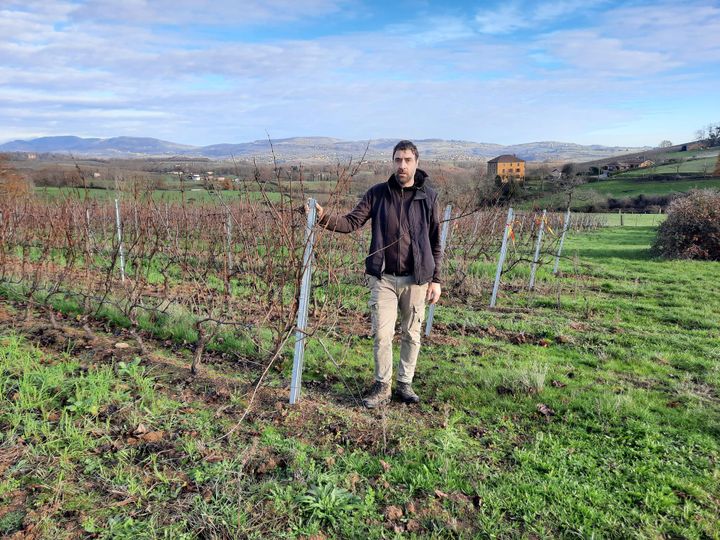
[487,154,526,183]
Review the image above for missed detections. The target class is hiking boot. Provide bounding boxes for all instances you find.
[395,382,420,404]
[362,381,391,409]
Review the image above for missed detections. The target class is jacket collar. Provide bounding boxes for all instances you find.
[388,169,429,193]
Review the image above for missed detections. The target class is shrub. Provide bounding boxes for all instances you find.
[653,189,720,260]
[0,156,33,200]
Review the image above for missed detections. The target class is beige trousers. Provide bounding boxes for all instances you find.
[369,274,428,384]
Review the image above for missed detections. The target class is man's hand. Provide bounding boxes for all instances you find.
[305,201,325,221]
[426,282,441,305]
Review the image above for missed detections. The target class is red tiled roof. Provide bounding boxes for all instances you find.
[488,154,526,163]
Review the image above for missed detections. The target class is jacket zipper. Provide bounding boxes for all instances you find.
[399,187,404,274]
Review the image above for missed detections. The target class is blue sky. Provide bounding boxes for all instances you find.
[1,0,719,147]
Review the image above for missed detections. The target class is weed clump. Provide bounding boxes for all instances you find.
[652,189,720,260]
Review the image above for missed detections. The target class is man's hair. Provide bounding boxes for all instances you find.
[393,140,419,160]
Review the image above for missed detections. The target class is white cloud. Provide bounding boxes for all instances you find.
[475,0,608,34]
[536,2,720,75]
[1,1,718,146]
[68,0,351,25]
[604,3,720,63]
[540,30,680,75]
[475,3,525,34]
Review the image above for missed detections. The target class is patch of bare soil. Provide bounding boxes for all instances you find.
[433,320,560,347]
[244,387,389,452]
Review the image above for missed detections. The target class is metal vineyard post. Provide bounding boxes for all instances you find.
[553,209,571,274]
[114,199,126,283]
[490,207,514,308]
[290,198,317,404]
[425,204,452,337]
[529,209,547,290]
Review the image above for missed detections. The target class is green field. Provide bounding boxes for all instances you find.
[591,212,665,227]
[576,177,720,198]
[34,186,284,203]
[614,149,719,178]
[527,177,720,211]
[1,225,719,538]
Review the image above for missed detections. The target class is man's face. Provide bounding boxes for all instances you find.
[393,149,418,187]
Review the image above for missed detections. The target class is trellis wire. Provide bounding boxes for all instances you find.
[0,193,612,399]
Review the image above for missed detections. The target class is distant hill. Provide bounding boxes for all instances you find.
[0,135,650,162]
[0,136,194,155]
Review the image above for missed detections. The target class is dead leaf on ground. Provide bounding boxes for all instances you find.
[379,459,391,472]
[115,342,130,349]
[203,452,226,463]
[536,403,555,420]
[0,443,27,476]
[551,380,567,388]
[384,505,403,521]
[434,489,449,499]
[256,456,278,474]
[449,492,473,506]
[139,431,165,443]
[407,519,422,533]
[109,497,136,508]
[347,472,361,491]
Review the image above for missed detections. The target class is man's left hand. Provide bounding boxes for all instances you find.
[426,282,441,305]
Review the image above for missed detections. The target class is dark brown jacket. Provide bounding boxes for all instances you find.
[320,170,442,284]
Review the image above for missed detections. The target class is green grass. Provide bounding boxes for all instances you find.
[597,212,666,227]
[615,151,719,178]
[33,186,285,203]
[576,177,720,198]
[1,226,719,538]
[527,177,720,211]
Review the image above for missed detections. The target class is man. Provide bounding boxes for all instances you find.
[315,140,442,408]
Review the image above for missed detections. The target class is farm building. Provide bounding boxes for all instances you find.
[682,142,707,151]
[605,157,655,171]
[487,154,525,183]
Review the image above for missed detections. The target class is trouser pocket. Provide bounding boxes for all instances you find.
[368,300,378,337]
